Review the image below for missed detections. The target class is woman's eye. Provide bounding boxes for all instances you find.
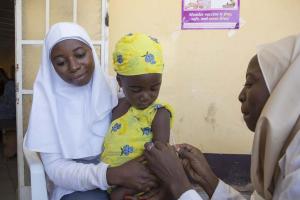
[75,52,86,59]
[53,57,66,66]
[56,61,65,66]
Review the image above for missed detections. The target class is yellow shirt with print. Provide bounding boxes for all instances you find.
[101,101,174,167]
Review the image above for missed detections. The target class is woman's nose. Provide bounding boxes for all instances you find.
[69,58,80,72]
[238,87,246,103]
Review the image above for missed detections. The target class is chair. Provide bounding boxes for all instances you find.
[23,142,48,200]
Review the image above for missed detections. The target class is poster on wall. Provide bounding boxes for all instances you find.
[182,0,240,29]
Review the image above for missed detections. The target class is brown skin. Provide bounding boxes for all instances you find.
[239,55,270,131]
[109,73,172,200]
[144,142,193,199]
[117,73,162,110]
[107,156,159,194]
[177,144,219,197]
[144,55,270,198]
[116,73,171,142]
[51,39,95,86]
[51,39,159,195]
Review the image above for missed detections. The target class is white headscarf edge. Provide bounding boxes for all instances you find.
[25,22,118,159]
[251,34,300,199]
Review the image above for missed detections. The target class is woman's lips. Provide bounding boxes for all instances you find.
[242,112,251,121]
[241,106,250,120]
[73,71,87,81]
[243,113,249,117]
[241,105,248,115]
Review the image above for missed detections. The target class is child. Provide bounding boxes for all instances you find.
[101,33,174,199]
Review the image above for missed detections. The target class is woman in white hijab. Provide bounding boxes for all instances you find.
[25,22,157,200]
[142,34,300,200]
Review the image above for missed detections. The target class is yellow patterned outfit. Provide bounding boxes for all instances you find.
[101,33,173,168]
[101,101,173,167]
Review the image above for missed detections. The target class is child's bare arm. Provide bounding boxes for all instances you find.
[144,108,173,200]
[151,108,171,143]
[112,98,131,121]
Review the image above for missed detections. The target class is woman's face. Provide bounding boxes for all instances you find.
[50,39,95,86]
[239,55,270,132]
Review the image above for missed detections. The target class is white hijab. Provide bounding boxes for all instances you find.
[25,22,118,159]
[251,34,300,199]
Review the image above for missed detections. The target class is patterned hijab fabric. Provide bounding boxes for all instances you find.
[251,34,300,199]
[113,33,164,76]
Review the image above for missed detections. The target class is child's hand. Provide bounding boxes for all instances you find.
[116,156,158,191]
[144,142,192,199]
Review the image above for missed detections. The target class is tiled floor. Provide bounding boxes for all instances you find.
[0,136,18,200]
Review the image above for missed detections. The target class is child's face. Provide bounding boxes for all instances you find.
[118,73,162,109]
[50,39,95,86]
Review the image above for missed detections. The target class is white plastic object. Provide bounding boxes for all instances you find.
[23,142,48,200]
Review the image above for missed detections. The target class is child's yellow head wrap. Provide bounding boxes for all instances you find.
[113,33,164,76]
